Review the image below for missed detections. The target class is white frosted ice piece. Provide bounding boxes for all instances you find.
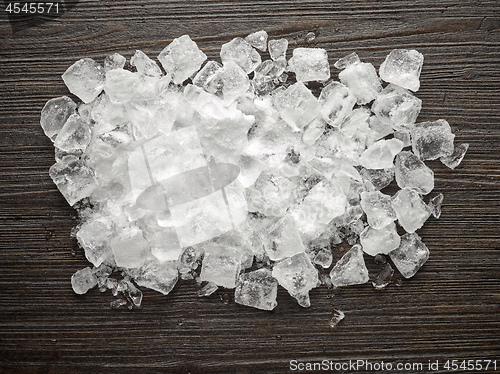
[334,52,361,70]
[395,151,434,195]
[265,216,306,261]
[313,248,333,268]
[62,58,105,103]
[330,244,369,287]
[360,190,397,229]
[40,96,77,141]
[104,53,126,72]
[54,113,91,152]
[133,259,178,295]
[319,81,356,127]
[245,30,268,51]
[104,69,141,103]
[359,138,404,170]
[110,225,150,268]
[339,61,382,105]
[289,47,330,82]
[130,50,162,78]
[359,168,394,190]
[235,268,278,310]
[273,82,320,131]
[220,37,261,74]
[71,267,98,295]
[268,39,288,61]
[76,219,113,267]
[192,60,223,92]
[392,188,431,233]
[389,232,429,278]
[380,49,423,92]
[200,243,242,289]
[411,119,455,161]
[440,143,469,169]
[360,221,400,256]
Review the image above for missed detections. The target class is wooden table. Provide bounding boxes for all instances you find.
[1,1,499,373]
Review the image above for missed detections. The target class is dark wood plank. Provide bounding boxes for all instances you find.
[1,1,499,373]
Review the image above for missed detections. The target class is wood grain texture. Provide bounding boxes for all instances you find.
[0,1,499,373]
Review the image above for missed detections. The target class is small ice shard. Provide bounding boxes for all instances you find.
[428,193,444,219]
[53,113,91,152]
[329,309,345,327]
[40,96,77,141]
[198,282,218,297]
[441,143,469,169]
[329,244,369,287]
[76,219,113,267]
[268,39,288,61]
[338,59,382,105]
[379,49,424,92]
[273,82,320,131]
[130,50,162,78]
[360,191,397,229]
[372,263,394,289]
[319,81,356,127]
[192,61,223,91]
[104,53,126,72]
[313,248,333,268]
[359,168,395,190]
[288,48,330,82]
[199,243,242,289]
[272,252,319,307]
[392,188,431,233]
[360,222,400,256]
[245,30,268,51]
[234,268,278,311]
[71,267,98,295]
[304,32,316,43]
[395,151,434,195]
[265,216,306,261]
[358,138,404,170]
[411,119,455,160]
[371,84,422,130]
[62,58,105,103]
[110,226,150,268]
[49,155,97,206]
[389,232,429,278]
[110,298,130,309]
[158,35,207,84]
[133,259,178,295]
[220,37,261,74]
[334,52,360,70]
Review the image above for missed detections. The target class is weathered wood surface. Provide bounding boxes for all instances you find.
[0,1,499,373]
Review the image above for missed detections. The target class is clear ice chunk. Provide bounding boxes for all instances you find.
[220,37,261,74]
[40,96,77,141]
[132,259,178,295]
[360,221,400,256]
[329,309,345,327]
[268,39,288,61]
[428,193,444,218]
[104,69,141,103]
[392,188,431,233]
[389,232,429,278]
[372,263,394,289]
[192,60,223,92]
[319,81,356,127]
[394,151,434,195]
[198,282,218,297]
[272,252,319,307]
[330,244,369,287]
[76,219,113,267]
[104,53,126,72]
[360,190,397,229]
[411,119,455,160]
[339,61,382,105]
[234,268,278,311]
[440,143,469,169]
[313,248,333,268]
[288,48,330,82]
[130,50,162,78]
[158,35,207,84]
[358,138,404,169]
[379,49,424,92]
[265,216,306,261]
[359,168,394,190]
[199,243,242,289]
[245,30,268,51]
[62,58,105,103]
[53,113,91,152]
[334,52,361,70]
[273,82,320,131]
[71,267,98,295]
[110,225,150,268]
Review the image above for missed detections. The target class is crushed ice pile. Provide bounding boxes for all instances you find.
[41,31,468,311]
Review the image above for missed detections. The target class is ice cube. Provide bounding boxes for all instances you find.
[158,35,207,84]
[394,151,434,195]
[389,232,429,278]
[132,259,178,295]
[53,113,91,152]
[273,82,320,131]
[288,47,330,82]
[62,58,105,103]
[334,52,361,70]
[358,138,404,169]
[360,190,397,229]
[110,225,150,268]
[371,84,422,130]
[197,282,218,297]
[192,61,223,92]
[372,263,394,289]
[130,50,162,78]
[360,221,400,256]
[199,243,242,289]
[302,117,327,146]
[428,193,444,219]
[329,244,369,287]
[339,61,382,105]
[71,267,98,295]
[245,30,268,51]
[247,172,295,217]
[234,268,278,310]
[104,68,141,103]
[265,216,306,261]
[379,49,424,92]
[76,219,113,267]
[272,252,319,307]
[49,155,97,206]
[268,39,288,61]
[359,168,395,190]
[394,130,411,147]
[220,37,261,74]
[411,119,455,160]
[40,96,77,141]
[215,60,251,103]
[391,188,431,233]
[104,53,126,72]
[440,143,469,169]
[319,81,356,127]
[313,248,333,268]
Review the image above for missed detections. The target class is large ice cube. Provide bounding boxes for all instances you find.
[358,138,404,170]
[62,58,105,103]
[234,268,278,311]
[288,48,330,82]
[329,244,369,287]
[391,188,431,233]
[360,221,400,256]
[273,82,320,131]
[158,35,207,84]
[199,243,242,289]
[394,151,434,195]
[339,61,382,105]
[360,190,397,229]
[389,232,429,278]
[40,96,77,141]
[411,119,455,160]
[379,49,424,92]
[220,37,261,74]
